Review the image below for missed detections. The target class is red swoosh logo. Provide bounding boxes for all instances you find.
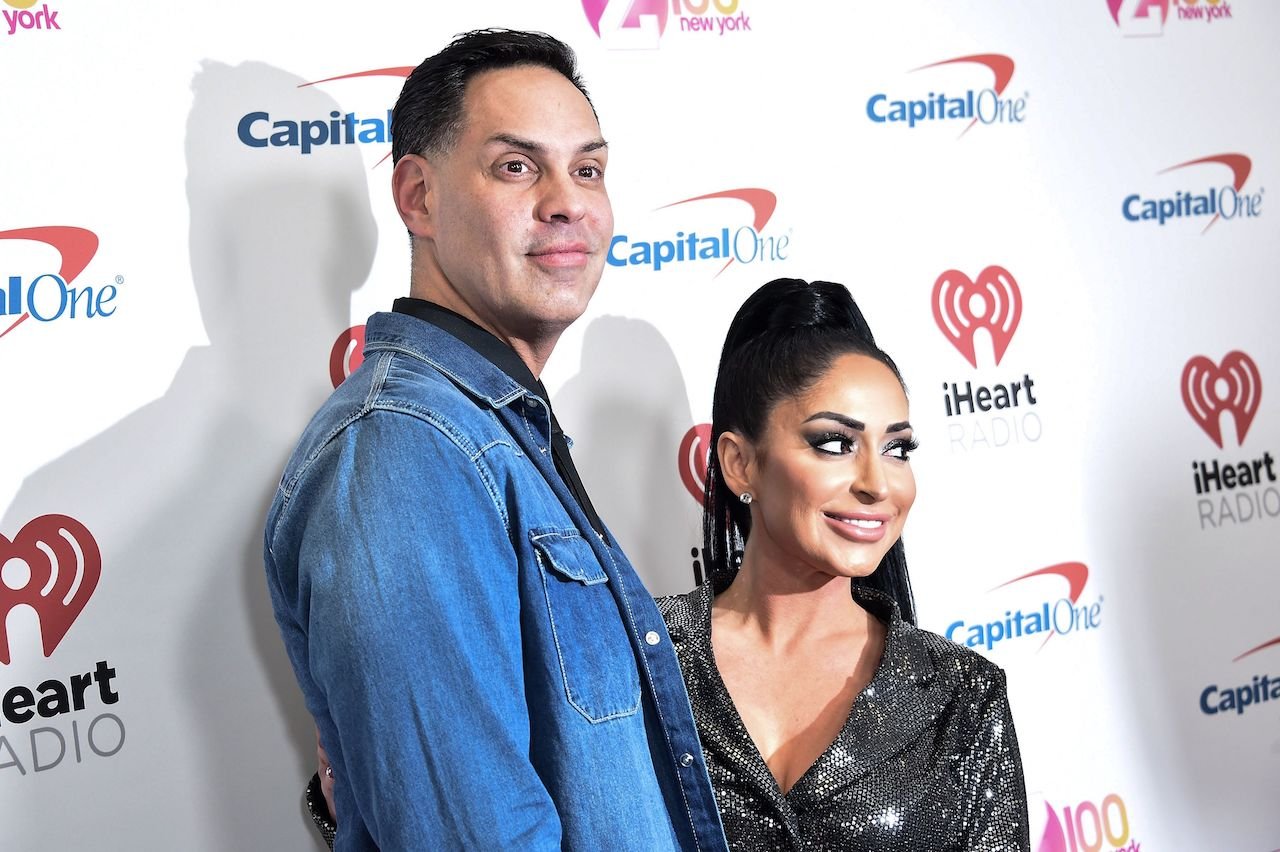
[658,188,777,277]
[297,68,414,169]
[914,54,1016,137]
[1159,153,1252,233]
[991,562,1089,650]
[0,226,100,339]
[1233,635,1280,663]
[297,67,416,88]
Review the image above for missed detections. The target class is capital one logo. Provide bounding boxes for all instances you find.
[1182,351,1260,448]
[237,67,411,163]
[678,423,713,506]
[944,562,1101,653]
[329,324,366,388]
[3,0,60,36]
[1199,634,1280,717]
[932,266,1021,368]
[581,0,751,49]
[1122,153,1262,233]
[1,516,100,665]
[866,54,1027,135]
[0,226,120,340]
[609,188,788,277]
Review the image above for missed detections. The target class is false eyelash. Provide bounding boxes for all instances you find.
[885,437,920,459]
[807,431,855,455]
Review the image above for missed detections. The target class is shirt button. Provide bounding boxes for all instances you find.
[679,753,695,767]
[644,631,661,646]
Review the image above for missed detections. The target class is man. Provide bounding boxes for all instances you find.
[264,29,728,851]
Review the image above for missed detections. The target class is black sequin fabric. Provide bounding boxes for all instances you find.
[658,584,1030,851]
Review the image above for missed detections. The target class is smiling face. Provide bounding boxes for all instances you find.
[730,352,917,583]
[402,64,613,358]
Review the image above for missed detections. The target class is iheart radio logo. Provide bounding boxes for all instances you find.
[677,423,712,506]
[1181,351,1261,448]
[0,226,102,339]
[0,515,101,665]
[932,265,1022,368]
[329,324,366,388]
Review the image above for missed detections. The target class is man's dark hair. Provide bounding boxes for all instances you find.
[391,28,594,163]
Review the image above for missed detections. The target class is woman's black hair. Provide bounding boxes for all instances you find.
[702,278,917,624]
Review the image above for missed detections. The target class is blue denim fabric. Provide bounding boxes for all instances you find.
[265,311,728,852]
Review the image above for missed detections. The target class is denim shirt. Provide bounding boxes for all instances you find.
[264,311,728,852]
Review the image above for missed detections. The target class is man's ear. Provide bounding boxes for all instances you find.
[391,153,436,239]
[717,431,756,500]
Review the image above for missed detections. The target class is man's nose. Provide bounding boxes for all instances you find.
[534,170,588,224]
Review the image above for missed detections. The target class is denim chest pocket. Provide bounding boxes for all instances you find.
[530,529,642,723]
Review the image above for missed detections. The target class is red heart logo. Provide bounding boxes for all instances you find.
[0,515,101,665]
[932,265,1022,368]
[677,423,713,506]
[1181,351,1262,449]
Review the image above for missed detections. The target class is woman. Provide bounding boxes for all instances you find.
[310,278,1029,850]
[659,278,1028,849]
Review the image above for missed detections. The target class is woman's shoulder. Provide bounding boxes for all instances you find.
[655,584,713,636]
[899,621,1010,697]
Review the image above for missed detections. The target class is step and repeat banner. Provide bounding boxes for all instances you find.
[1,1,1276,849]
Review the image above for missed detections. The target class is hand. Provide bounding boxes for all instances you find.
[317,727,337,822]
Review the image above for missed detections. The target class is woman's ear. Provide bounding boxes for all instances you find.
[717,430,756,501]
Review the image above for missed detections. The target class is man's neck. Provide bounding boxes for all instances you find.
[408,283,558,378]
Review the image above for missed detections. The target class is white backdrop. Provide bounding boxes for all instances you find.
[1,1,1276,849]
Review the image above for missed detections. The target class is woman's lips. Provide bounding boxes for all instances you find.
[823,512,890,543]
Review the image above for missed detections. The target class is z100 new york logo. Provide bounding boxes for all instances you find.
[1182,350,1277,529]
[0,227,123,340]
[1035,792,1142,852]
[1107,0,1234,37]
[581,0,753,50]
[932,266,1043,453]
[3,0,60,37]
[865,54,1027,136]
[1122,154,1262,233]
[0,516,124,778]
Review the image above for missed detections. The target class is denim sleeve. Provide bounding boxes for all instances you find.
[283,409,560,850]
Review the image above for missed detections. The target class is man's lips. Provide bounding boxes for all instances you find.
[528,243,590,267]
[823,511,892,543]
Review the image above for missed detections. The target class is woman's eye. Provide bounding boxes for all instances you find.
[884,439,919,460]
[813,437,852,455]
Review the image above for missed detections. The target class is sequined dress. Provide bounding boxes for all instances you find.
[658,584,1030,851]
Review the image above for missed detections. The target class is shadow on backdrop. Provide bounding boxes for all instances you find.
[555,316,704,598]
[2,61,375,849]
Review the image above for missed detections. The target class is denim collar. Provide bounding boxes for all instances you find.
[362,310,534,409]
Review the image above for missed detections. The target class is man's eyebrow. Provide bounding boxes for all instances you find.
[803,412,913,434]
[486,133,608,155]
